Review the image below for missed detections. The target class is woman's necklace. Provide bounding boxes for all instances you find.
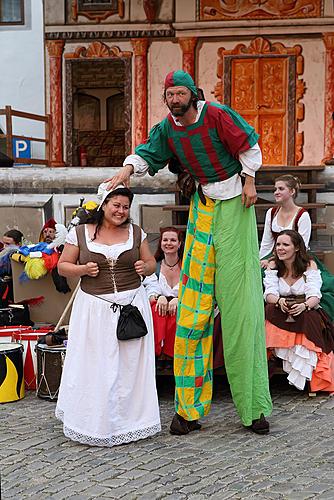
[163,257,180,269]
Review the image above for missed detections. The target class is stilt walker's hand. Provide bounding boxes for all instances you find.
[242,175,257,208]
[104,165,134,190]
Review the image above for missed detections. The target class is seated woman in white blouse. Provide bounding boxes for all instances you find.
[264,230,334,393]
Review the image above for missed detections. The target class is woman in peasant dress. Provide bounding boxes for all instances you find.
[264,230,334,393]
[56,184,161,446]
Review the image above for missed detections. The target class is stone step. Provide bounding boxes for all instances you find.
[170,223,327,231]
[256,183,325,191]
[163,202,327,211]
[258,165,325,171]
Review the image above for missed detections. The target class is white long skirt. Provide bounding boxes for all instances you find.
[55,285,161,447]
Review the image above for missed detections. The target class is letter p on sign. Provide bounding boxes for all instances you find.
[12,138,31,165]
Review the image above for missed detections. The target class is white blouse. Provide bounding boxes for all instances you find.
[259,208,312,259]
[263,268,322,301]
[158,272,179,298]
[65,224,146,260]
[142,270,179,299]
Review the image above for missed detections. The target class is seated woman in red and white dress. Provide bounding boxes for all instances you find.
[147,227,184,358]
[264,230,334,393]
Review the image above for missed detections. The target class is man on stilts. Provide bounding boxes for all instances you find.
[108,70,273,434]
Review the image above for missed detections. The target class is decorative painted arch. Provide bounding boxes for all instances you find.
[214,37,306,165]
[64,41,132,60]
[64,41,133,166]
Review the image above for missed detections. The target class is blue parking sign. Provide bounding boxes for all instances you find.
[12,138,31,165]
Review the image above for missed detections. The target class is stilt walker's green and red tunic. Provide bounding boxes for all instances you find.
[136,102,273,426]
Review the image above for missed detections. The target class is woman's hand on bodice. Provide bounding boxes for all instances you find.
[260,259,269,269]
[155,295,168,317]
[168,297,178,315]
[85,262,99,277]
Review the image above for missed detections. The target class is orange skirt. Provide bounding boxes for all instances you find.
[266,320,334,393]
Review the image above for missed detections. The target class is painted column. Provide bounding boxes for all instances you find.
[131,38,149,147]
[46,40,65,167]
[323,33,334,162]
[178,37,197,80]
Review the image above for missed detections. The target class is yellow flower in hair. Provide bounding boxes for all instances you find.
[82,201,98,211]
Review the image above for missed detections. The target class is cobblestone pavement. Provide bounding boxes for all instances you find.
[1,376,334,500]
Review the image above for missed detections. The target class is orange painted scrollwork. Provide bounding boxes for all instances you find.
[178,38,197,79]
[323,34,334,163]
[65,42,132,59]
[215,37,305,165]
[200,0,321,20]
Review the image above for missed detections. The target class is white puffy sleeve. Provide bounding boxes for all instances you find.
[259,209,275,259]
[304,269,322,299]
[123,154,149,177]
[239,143,262,177]
[263,269,279,301]
[142,273,162,298]
[297,212,312,249]
[65,227,78,246]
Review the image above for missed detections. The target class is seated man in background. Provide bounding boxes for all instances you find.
[39,219,57,244]
[2,229,23,247]
[0,229,24,305]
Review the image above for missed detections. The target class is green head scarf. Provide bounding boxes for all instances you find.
[164,70,198,96]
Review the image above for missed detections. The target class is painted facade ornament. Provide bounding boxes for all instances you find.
[131,39,150,147]
[65,41,132,59]
[71,0,124,23]
[178,38,197,79]
[46,41,65,167]
[64,42,132,165]
[323,33,334,163]
[45,28,174,41]
[214,37,306,165]
[143,0,161,23]
[200,0,321,20]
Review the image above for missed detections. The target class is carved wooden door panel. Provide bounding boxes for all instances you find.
[231,56,288,165]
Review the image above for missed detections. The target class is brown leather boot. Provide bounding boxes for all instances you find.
[245,413,270,435]
[169,413,201,435]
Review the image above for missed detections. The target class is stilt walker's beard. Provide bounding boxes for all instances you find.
[168,97,194,117]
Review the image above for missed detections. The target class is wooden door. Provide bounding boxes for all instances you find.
[230,56,288,165]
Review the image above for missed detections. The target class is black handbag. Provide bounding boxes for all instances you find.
[116,304,148,341]
[92,293,148,341]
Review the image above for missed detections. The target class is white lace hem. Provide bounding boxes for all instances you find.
[55,407,161,447]
[274,345,318,391]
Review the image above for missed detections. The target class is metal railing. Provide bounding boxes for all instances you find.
[0,105,51,166]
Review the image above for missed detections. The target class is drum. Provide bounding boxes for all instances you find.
[0,305,32,327]
[0,325,31,344]
[12,330,43,390]
[0,343,25,403]
[35,344,66,401]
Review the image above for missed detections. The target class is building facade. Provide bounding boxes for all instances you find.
[1,0,334,244]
